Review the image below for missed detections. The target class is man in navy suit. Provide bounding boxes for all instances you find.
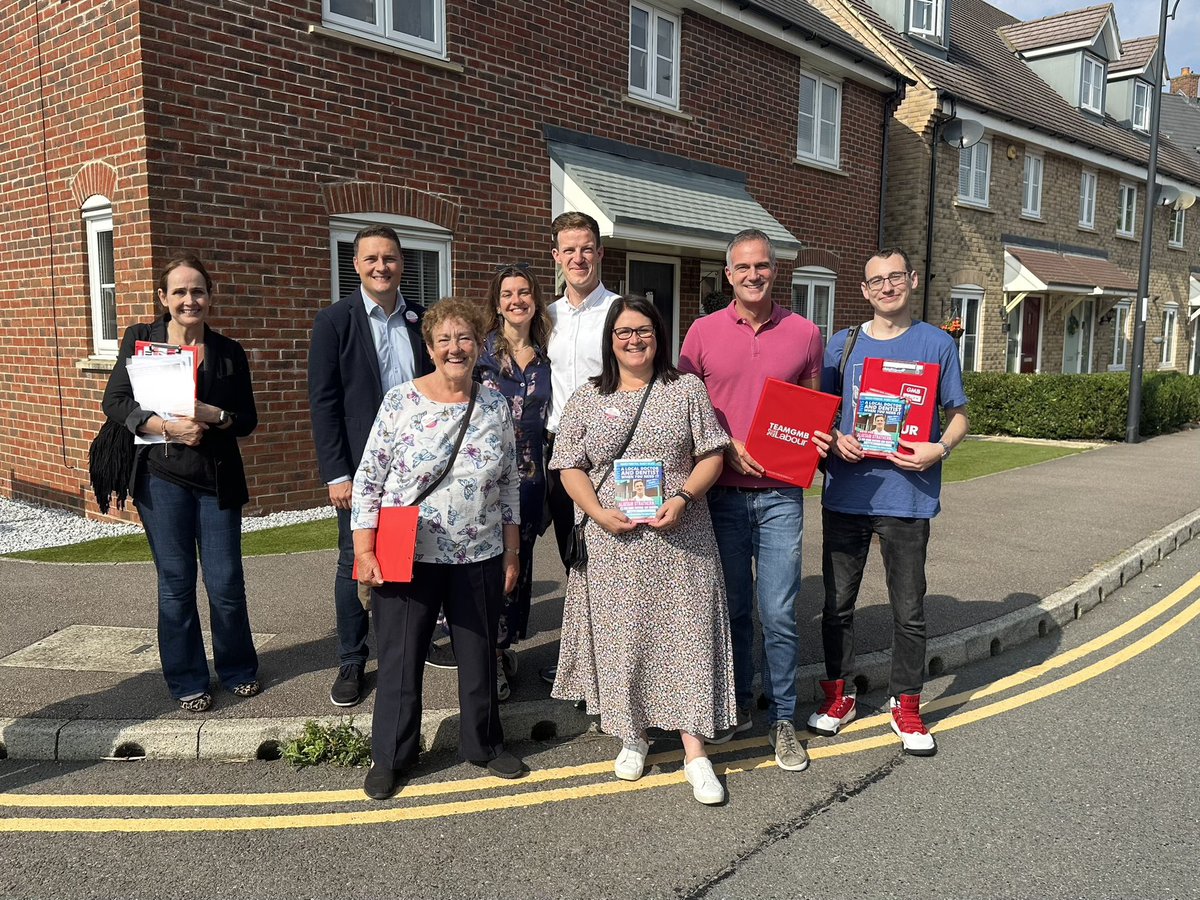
[308,224,432,707]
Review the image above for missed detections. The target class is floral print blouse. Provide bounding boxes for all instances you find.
[351,381,519,564]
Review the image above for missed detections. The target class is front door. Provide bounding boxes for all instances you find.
[627,257,678,356]
[1020,296,1042,373]
[1062,300,1094,374]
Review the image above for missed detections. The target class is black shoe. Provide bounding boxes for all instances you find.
[539,664,557,685]
[474,751,527,780]
[330,663,364,707]
[425,641,458,670]
[363,764,403,800]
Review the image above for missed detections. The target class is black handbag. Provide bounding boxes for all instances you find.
[563,376,655,570]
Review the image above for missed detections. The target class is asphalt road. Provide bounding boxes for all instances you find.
[1,538,1198,900]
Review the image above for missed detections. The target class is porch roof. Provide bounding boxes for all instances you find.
[1003,246,1138,296]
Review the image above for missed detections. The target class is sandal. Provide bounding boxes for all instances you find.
[230,681,261,698]
[179,693,212,712]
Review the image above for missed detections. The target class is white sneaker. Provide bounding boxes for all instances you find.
[683,756,725,805]
[614,738,649,781]
[889,694,937,756]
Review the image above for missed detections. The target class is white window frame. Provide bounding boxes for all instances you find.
[950,286,984,373]
[791,267,835,346]
[909,0,943,40]
[1081,55,1105,114]
[1117,182,1137,237]
[1111,301,1131,370]
[1022,153,1044,218]
[1160,305,1178,366]
[323,0,445,57]
[958,137,991,208]
[329,214,452,305]
[1079,169,1097,228]
[1131,80,1151,132]
[83,196,117,357]
[628,1,681,109]
[796,71,842,167]
[1191,317,1200,376]
[1169,208,1185,248]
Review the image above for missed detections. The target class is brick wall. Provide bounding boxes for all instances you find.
[1,0,889,516]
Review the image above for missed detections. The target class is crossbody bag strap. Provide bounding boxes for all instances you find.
[412,382,478,507]
[581,374,656,526]
[838,325,860,397]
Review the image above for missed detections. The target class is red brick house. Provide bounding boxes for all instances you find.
[1,0,901,516]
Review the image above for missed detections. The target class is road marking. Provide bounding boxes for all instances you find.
[1,576,1197,832]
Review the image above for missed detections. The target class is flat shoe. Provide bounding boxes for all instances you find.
[614,738,649,781]
[230,681,260,698]
[684,756,725,805]
[363,764,403,800]
[479,751,527,780]
[178,693,212,713]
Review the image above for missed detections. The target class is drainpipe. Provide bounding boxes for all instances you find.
[922,94,955,324]
[878,80,906,250]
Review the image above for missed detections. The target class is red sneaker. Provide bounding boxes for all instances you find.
[806,679,857,736]
[889,694,937,756]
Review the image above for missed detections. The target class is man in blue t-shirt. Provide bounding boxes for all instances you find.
[807,248,969,757]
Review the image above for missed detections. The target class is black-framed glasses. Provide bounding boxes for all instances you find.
[864,270,912,291]
[612,326,655,340]
[494,262,532,273]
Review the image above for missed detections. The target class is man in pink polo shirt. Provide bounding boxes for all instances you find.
[678,228,829,773]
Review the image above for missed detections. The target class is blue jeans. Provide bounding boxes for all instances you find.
[134,472,258,698]
[821,509,930,698]
[335,508,370,666]
[708,485,805,723]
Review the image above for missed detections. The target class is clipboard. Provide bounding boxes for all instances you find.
[352,506,419,583]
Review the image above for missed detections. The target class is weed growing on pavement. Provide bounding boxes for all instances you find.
[282,719,371,769]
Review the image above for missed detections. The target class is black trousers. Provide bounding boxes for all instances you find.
[370,557,506,770]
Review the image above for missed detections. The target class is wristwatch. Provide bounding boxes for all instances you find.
[937,440,951,460]
[218,409,233,426]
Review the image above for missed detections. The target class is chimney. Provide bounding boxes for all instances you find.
[1171,66,1199,99]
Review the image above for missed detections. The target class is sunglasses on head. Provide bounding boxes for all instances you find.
[494,262,532,273]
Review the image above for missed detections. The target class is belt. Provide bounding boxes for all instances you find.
[717,484,772,493]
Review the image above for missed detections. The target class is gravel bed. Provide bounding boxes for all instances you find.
[0,496,335,555]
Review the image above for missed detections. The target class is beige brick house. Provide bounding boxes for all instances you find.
[811,0,1200,376]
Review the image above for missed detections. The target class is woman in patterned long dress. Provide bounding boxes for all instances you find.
[549,295,736,805]
[476,264,553,701]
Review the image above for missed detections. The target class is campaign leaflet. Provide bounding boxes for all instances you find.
[614,458,664,521]
[134,340,199,395]
[853,391,909,458]
[859,357,941,453]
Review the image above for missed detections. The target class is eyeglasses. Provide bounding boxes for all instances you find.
[494,262,531,273]
[612,326,655,340]
[864,271,912,291]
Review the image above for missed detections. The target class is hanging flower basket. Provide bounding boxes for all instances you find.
[940,316,964,339]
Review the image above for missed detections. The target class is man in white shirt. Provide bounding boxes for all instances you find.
[541,211,619,682]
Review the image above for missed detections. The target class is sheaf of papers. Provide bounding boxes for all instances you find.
[126,355,196,444]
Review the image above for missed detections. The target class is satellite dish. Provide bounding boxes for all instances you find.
[940,118,985,149]
[1176,191,1197,211]
[1159,185,1181,206]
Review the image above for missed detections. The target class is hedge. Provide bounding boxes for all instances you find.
[961,371,1200,440]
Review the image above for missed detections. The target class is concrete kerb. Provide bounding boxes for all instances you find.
[1,507,1197,762]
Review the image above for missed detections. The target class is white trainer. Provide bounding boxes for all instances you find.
[683,756,725,805]
[614,738,649,781]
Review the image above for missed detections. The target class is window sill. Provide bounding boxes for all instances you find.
[76,355,117,373]
[792,156,847,177]
[622,95,692,121]
[1077,223,1096,233]
[1019,212,1044,223]
[954,199,992,212]
[307,24,464,73]
[1115,232,1138,242]
[1168,242,1185,250]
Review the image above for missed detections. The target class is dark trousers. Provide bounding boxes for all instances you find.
[821,508,930,698]
[545,434,575,572]
[370,557,506,770]
[498,529,536,648]
[335,508,370,666]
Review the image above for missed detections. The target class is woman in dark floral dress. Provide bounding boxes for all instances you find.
[475,264,553,700]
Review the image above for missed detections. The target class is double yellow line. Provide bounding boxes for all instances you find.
[3,572,1199,833]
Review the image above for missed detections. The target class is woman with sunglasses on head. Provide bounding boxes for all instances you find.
[549,295,736,805]
[475,264,553,701]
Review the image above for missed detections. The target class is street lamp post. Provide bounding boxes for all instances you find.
[1126,0,1178,443]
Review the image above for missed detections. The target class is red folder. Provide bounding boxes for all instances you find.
[134,340,199,396]
[351,506,419,583]
[744,378,841,488]
[859,358,941,454]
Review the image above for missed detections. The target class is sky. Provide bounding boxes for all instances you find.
[987,0,1200,79]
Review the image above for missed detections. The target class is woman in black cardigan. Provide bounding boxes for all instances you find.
[102,255,260,712]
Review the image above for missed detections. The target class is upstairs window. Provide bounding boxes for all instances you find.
[1132,80,1151,132]
[1079,169,1097,228]
[909,0,943,40]
[330,216,452,306]
[797,72,841,166]
[1160,305,1178,366]
[628,2,680,108]
[324,0,444,56]
[83,196,117,357]
[1022,153,1044,218]
[792,267,835,345]
[1169,208,1185,248]
[1081,55,1105,114]
[1117,183,1137,237]
[958,138,990,207]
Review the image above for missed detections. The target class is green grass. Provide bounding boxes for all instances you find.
[6,440,1087,563]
